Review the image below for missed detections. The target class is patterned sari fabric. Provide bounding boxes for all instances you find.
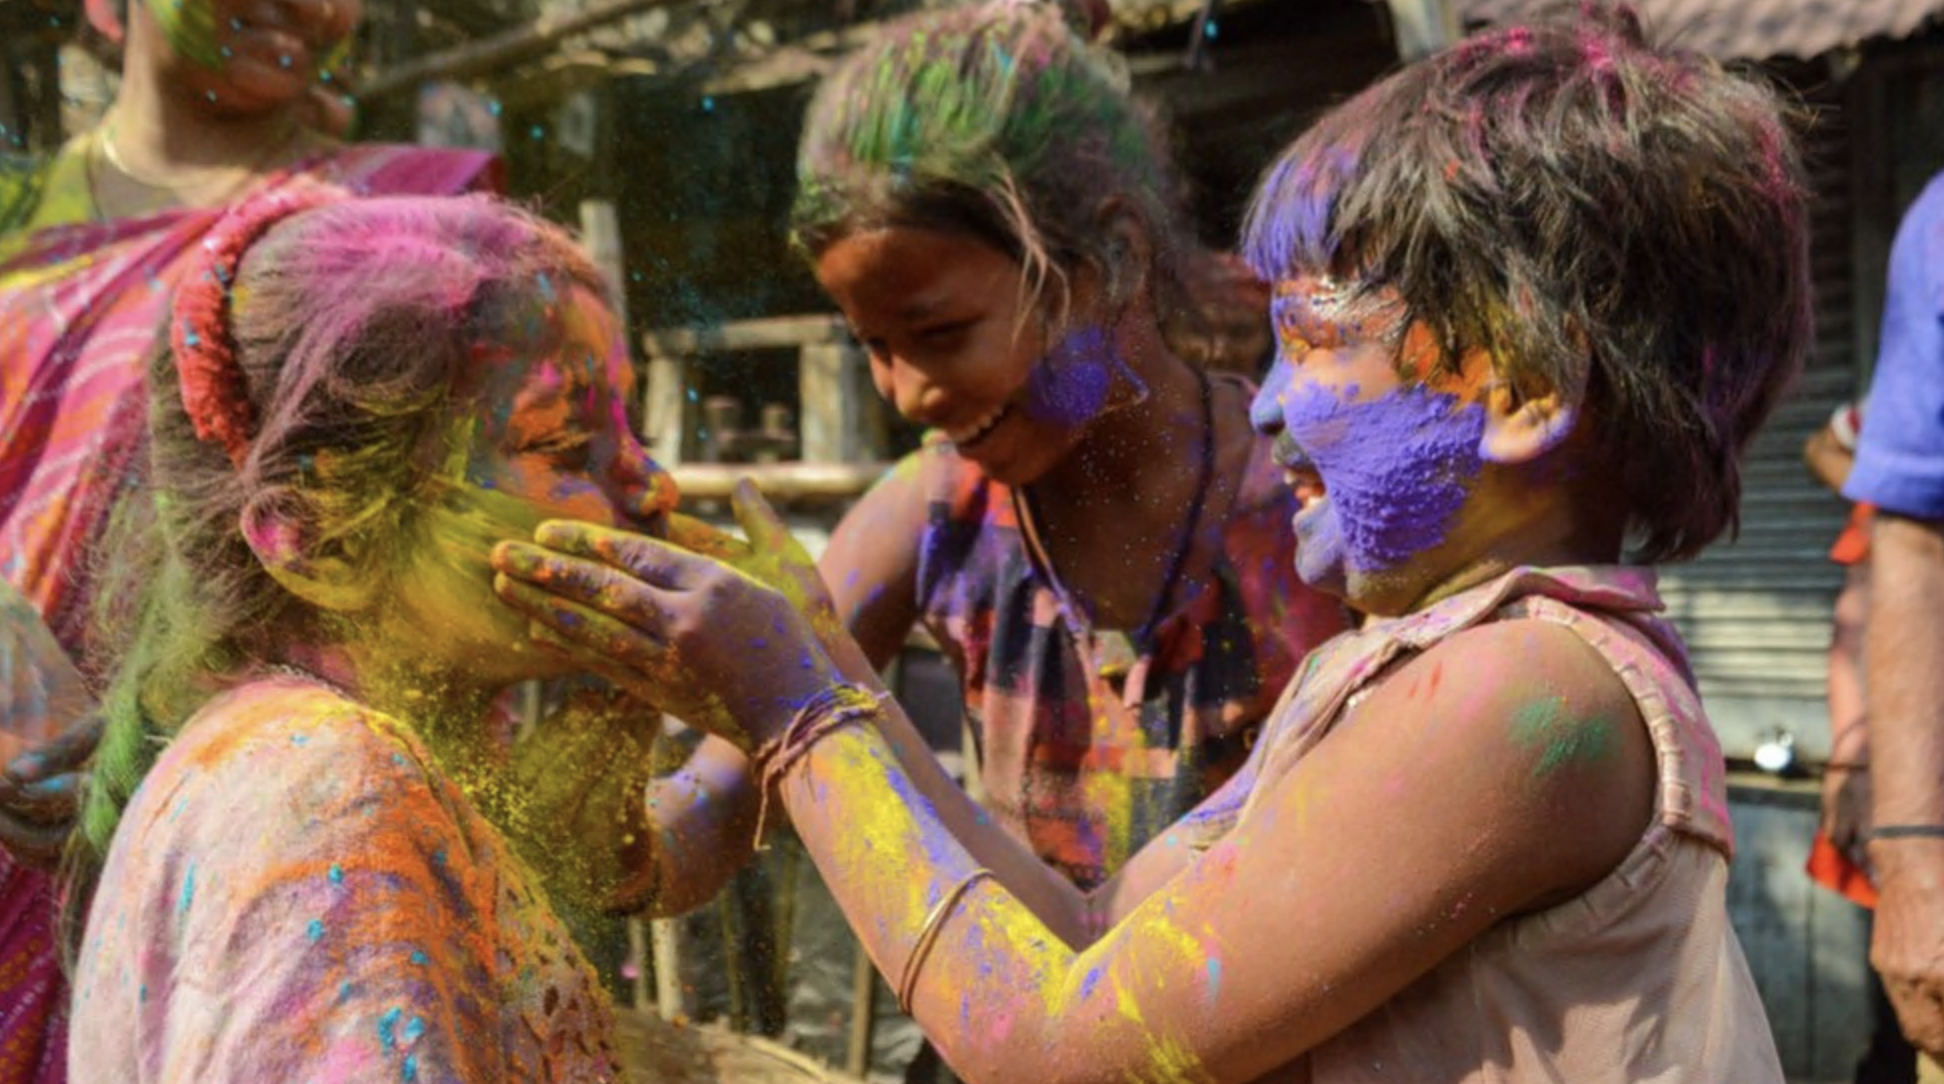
[914,372,1351,889]
[0,138,497,1084]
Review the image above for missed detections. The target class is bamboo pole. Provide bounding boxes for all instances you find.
[844,950,876,1079]
[670,461,890,504]
[652,916,685,1021]
[358,0,684,102]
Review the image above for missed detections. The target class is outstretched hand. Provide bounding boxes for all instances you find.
[665,482,842,642]
[491,481,841,754]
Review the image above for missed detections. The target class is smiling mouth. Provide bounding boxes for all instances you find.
[948,402,1014,449]
[1274,433,1328,510]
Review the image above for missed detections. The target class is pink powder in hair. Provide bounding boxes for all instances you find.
[1580,34,1616,74]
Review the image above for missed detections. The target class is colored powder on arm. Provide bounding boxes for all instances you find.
[1510,696,1616,777]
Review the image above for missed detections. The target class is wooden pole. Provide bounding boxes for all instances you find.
[627,918,652,1012]
[579,199,631,326]
[844,949,877,1078]
[358,0,683,102]
[652,916,685,1021]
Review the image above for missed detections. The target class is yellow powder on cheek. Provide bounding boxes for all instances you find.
[404,481,561,652]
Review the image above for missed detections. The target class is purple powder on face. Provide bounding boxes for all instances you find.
[1280,380,1486,573]
[1022,325,1130,427]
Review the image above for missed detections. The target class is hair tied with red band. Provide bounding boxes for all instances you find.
[84,0,125,44]
[172,190,332,468]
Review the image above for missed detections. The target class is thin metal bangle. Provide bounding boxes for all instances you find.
[897,868,996,1015]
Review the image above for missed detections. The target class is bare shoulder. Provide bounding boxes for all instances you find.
[1346,617,1658,902]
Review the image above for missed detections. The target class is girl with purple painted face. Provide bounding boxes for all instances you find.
[499,6,1813,1081]
[1251,277,1494,609]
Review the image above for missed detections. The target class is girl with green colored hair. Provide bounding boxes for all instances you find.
[799,0,1347,901]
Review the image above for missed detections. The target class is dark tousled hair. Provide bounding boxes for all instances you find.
[1244,3,1813,562]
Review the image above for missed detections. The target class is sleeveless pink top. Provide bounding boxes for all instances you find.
[1196,565,1782,1082]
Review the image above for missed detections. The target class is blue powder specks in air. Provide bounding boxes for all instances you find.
[403,1053,419,1082]
[404,1016,427,1043]
[178,863,196,914]
[410,950,428,965]
[307,919,326,942]
[1206,956,1222,1000]
[329,863,344,885]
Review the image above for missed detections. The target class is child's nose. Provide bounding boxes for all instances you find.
[1251,361,1294,434]
[874,357,951,428]
[613,438,680,524]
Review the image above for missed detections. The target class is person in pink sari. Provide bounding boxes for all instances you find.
[0,2,497,1079]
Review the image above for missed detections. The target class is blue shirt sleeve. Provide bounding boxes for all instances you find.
[1848,173,1944,518]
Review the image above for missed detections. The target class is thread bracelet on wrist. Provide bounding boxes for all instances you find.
[749,682,884,848]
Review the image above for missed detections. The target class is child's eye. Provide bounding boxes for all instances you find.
[524,435,593,469]
[1275,332,1317,363]
[917,319,974,345]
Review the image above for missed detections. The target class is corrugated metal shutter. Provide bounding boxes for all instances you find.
[1657,85,1856,759]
